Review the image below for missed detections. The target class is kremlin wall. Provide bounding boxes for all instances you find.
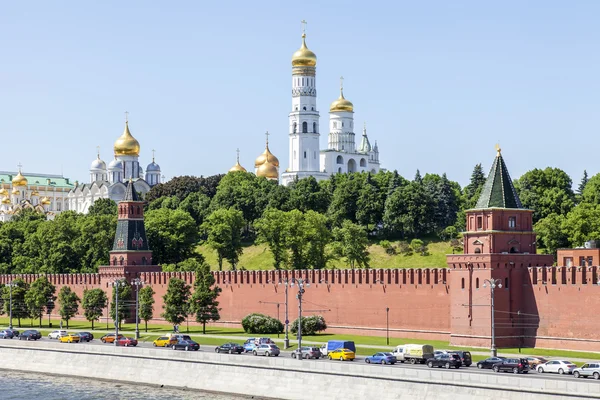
[1,150,600,353]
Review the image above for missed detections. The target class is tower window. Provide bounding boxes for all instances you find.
[508,216,516,229]
[477,216,483,230]
[294,151,296,159]
[311,107,314,111]
[313,122,317,133]
[476,278,479,289]
[314,151,316,159]
[303,106,306,111]
[333,122,337,129]
[461,278,465,289]
[303,151,306,159]
[293,122,297,133]
[302,122,307,133]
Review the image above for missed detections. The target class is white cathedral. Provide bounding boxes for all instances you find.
[67,119,162,213]
[280,27,381,185]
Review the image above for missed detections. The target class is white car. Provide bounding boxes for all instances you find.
[48,330,68,339]
[537,360,577,375]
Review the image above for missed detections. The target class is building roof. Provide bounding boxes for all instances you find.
[123,180,140,202]
[475,149,523,209]
[0,171,74,189]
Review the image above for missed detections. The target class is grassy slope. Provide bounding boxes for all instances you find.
[198,240,454,271]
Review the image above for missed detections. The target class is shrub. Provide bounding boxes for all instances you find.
[380,240,397,255]
[241,313,284,334]
[290,315,327,336]
[398,241,412,256]
[410,239,429,256]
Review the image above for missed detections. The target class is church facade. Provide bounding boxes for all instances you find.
[67,119,162,213]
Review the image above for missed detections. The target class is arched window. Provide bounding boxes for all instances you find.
[303,106,306,111]
[347,159,357,173]
[313,122,317,133]
[137,206,141,214]
[302,122,307,133]
[293,122,297,133]
[338,167,342,173]
[510,247,519,254]
[461,278,465,289]
[360,158,367,167]
[119,256,124,266]
[476,278,480,289]
[504,278,509,289]
[474,248,481,254]
[130,206,133,214]
[142,257,147,266]
[112,257,117,266]
[336,155,343,165]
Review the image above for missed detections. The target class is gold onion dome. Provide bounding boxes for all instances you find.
[0,188,7,196]
[229,150,247,173]
[12,170,28,187]
[255,133,280,168]
[11,188,20,195]
[114,121,140,156]
[256,160,279,179]
[31,189,39,196]
[330,88,354,112]
[41,197,51,205]
[2,198,10,205]
[291,34,317,67]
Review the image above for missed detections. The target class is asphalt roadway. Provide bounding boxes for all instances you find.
[10,335,600,385]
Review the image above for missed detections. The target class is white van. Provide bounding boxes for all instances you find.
[393,344,434,364]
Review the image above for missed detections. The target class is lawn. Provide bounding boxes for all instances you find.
[197,240,454,271]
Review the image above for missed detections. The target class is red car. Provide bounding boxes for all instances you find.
[115,337,138,347]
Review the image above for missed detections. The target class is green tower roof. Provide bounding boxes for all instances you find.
[475,148,523,209]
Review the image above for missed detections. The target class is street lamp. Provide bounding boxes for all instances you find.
[290,278,310,359]
[111,280,127,346]
[386,307,390,346]
[131,278,144,339]
[5,281,17,329]
[483,278,502,357]
[278,279,292,349]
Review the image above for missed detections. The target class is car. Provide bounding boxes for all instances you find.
[6,329,19,337]
[243,340,258,353]
[19,330,42,341]
[525,356,548,368]
[48,330,68,339]
[573,362,600,379]
[537,360,577,375]
[153,336,178,347]
[292,346,321,359]
[328,348,355,361]
[492,358,530,374]
[434,350,449,357]
[115,337,138,347]
[254,337,275,345]
[173,339,200,351]
[215,343,244,354]
[170,334,192,341]
[0,330,14,339]
[365,352,397,365]
[449,351,472,367]
[100,334,124,343]
[58,333,80,343]
[253,344,280,357]
[426,353,461,369]
[78,332,94,342]
[477,357,507,369]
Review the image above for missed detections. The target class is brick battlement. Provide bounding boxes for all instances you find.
[0,273,101,285]
[528,266,600,286]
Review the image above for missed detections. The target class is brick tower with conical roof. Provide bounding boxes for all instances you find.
[447,146,553,349]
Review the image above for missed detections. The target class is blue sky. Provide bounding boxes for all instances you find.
[1,1,599,186]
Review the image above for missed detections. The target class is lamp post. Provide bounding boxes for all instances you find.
[131,278,144,340]
[278,279,292,349]
[483,278,502,357]
[290,278,310,359]
[5,281,17,329]
[111,280,127,346]
[386,307,390,346]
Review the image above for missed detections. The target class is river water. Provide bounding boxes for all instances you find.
[0,370,264,400]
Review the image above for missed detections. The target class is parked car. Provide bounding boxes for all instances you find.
[115,337,138,347]
[320,340,356,358]
[477,357,506,369]
[215,343,244,354]
[573,362,600,379]
[19,330,42,341]
[449,351,472,367]
[253,344,280,357]
[48,330,67,340]
[254,337,275,345]
[537,360,577,375]
[426,353,461,369]
[328,348,355,361]
[173,339,200,351]
[77,332,93,342]
[243,339,258,353]
[100,334,124,343]
[366,352,397,365]
[525,356,548,368]
[434,350,449,357]
[393,344,434,364]
[170,334,192,341]
[58,333,80,343]
[6,329,19,337]
[153,336,178,347]
[492,358,530,374]
[293,346,321,359]
[0,330,14,339]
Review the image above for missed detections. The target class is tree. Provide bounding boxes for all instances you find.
[290,315,327,335]
[255,208,289,269]
[189,260,222,334]
[24,276,56,327]
[578,170,589,197]
[87,198,117,216]
[138,286,155,332]
[202,208,244,270]
[145,208,199,264]
[356,174,384,231]
[302,211,332,269]
[2,278,29,327]
[109,280,132,329]
[210,172,264,228]
[534,213,569,254]
[145,175,224,203]
[178,192,212,226]
[161,278,191,327]
[332,220,370,269]
[561,203,600,247]
[58,286,80,329]
[241,313,284,334]
[327,174,361,226]
[287,176,329,214]
[464,163,486,208]
[81,288,107,330]
[410,239,428,256]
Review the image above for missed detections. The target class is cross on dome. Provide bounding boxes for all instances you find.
[301,20,307,36]
[125,111,129,123]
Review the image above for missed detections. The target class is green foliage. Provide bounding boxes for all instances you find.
[332,220,370,269]
[24,276,56,327]
[379,240,396,255]
[534,213,569,254]
[58,286,80,329]
[189,259,222,333]
[109,280,132,328]
[138,285,155,332]
[161,278,191,326]
[241,313,284,334]
[440,226,458,241]
[202,208,245,270]
[463,163,486,208]
[87,198,117,216]
[145,208,199,264]
[290,315,327,335]
[255,208,289,269]
[577,170,589,197]
[410,239,428,256]
[81,288,107,330]
[2,278,29,326]
[145,175,224,203]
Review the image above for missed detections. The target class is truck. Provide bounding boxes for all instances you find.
[319,340,356,357]
[392,344,434,364]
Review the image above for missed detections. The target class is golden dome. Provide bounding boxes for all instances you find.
[229,162,247,173]
[11,188,20,195]
[31,189,39,197]
[41,197,51,205]
[0,188,7,196]
[256,161,279,180]
[2,198,11,205]
[291,34,317,67]
[12,170,28,187]
[255,133,280,168]
[330,88,354,113]
[114,122,140,156]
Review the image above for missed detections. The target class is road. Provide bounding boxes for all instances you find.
[11,334,599,385]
